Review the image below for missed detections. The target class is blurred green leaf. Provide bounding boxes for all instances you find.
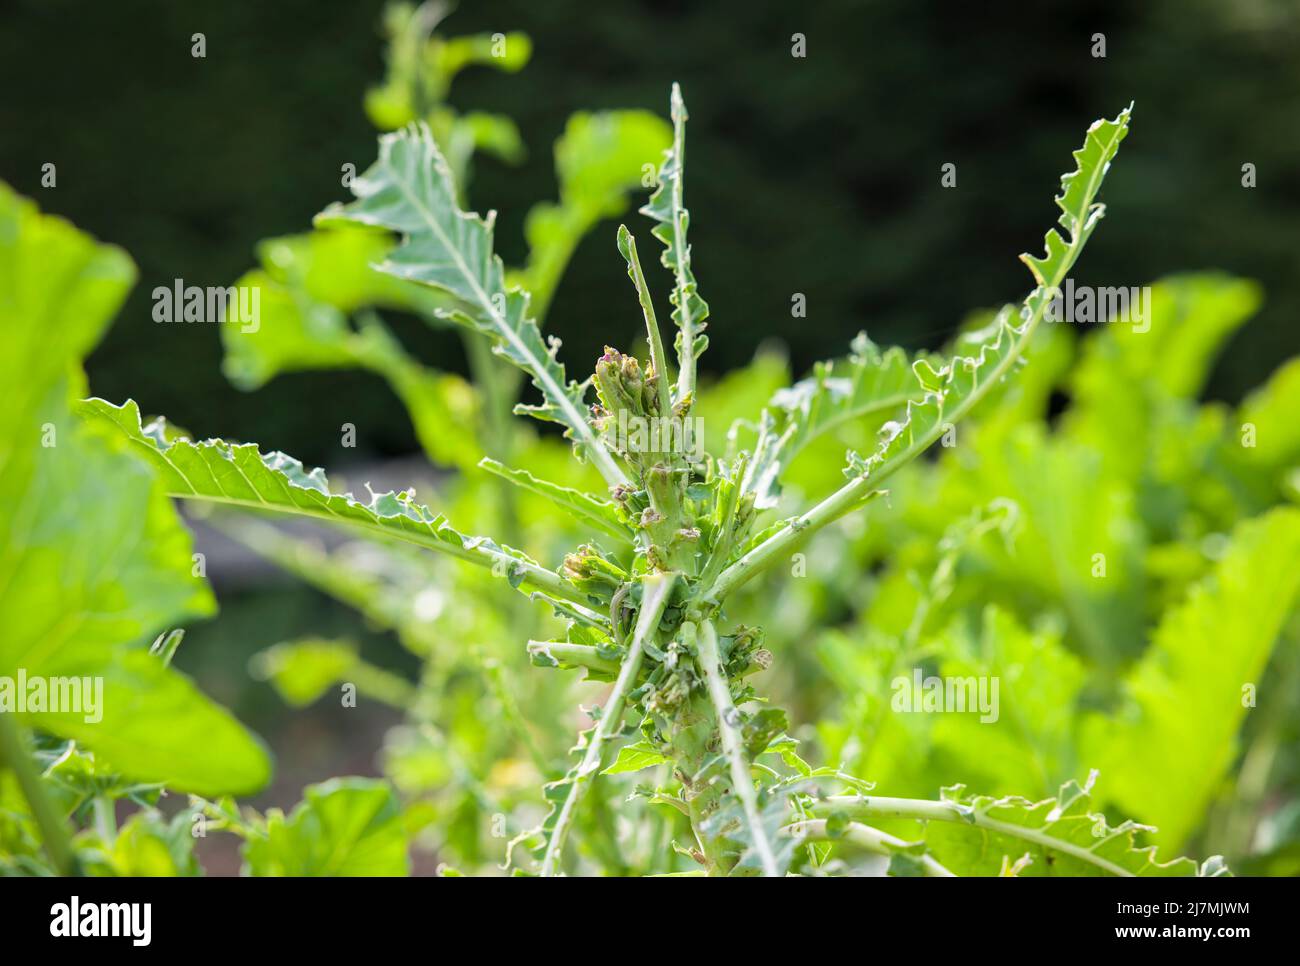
[933,607,1084,798]
[250,638,359,707]
[0,183,270,797]
[1083,507,1300,847]
[244,778,411,876]
[1238,356,1300,478]
[521,109,671,317]
[81,809,201,877]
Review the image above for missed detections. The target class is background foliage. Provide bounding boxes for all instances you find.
[2,0,1297,463]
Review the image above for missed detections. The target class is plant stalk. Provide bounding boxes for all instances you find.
[665,83,699,405]
[617,226,675,422]
[786,818,956,876]
[809,795,1141,876]
[541,573,676,875]
[0,713,77,875]
[692,619,779,876]
[708,302,1051,603]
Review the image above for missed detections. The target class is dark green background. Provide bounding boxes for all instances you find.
[3,0,1297,467]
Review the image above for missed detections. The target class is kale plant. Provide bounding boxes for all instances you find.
[8,7,1293,878]
[41,79,1221,874]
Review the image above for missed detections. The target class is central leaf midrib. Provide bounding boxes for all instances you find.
[382,147,614,478]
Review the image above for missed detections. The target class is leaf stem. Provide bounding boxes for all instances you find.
[708,111,1130,603]
[93,795,117,842]
[541,573,676,876]
[809,795,1139,876]
[526,641,620,677]
[785,818,956,876]
[0,714,77,875]
[617,226,675,421]
[708,298,1045,604]
[692,619,779,877]
[701,473,884,604]
[665,83,698,404]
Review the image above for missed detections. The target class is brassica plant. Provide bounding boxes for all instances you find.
[4,5,1298,878]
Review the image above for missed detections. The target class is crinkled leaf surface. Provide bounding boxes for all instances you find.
[1083,507,1300,847]
[640,84,708,397]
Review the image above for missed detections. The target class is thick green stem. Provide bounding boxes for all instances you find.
[0,714,77,875]
[542,573,676,876]
[786,818,956,876]
[463,332,523,536]
[93,795,117,842]
[526,641,620,677]
[701,474,883,604]
[694,455,748,594]
[692,619,779,877]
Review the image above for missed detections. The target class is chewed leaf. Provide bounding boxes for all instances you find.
[843,107,1132,486]
[641,84,709,401]
[744,334,931,507]
[1022,106,1134,285]
[924,773,1226,877]
[78,397,586,606]
[704,109,1131,608]
[316,123,626,487]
